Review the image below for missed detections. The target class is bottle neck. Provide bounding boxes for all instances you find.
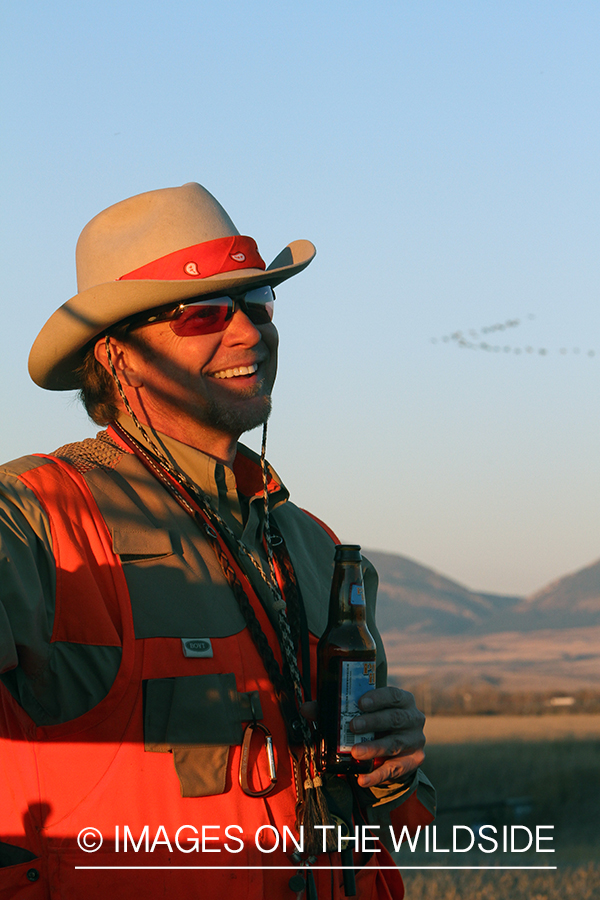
[327,562,367,626]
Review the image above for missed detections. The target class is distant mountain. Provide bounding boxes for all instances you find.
[521,557,600,629]
[364,549,600,692]
[363,549,522,635]
[364,549,600,636]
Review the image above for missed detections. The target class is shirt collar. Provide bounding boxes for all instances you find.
[116,414,289,515]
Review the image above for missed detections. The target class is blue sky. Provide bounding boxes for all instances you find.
[2,1,600,595]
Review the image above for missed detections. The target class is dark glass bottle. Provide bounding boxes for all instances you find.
[317,544,377,774]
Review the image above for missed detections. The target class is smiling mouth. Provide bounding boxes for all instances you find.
[211,363,259,380]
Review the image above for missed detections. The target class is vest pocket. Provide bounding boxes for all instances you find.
[0,849,44,900]
[111,525,174,561]
[172,746,230,796]
[143,674,263,797]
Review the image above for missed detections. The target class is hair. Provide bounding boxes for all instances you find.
[75,321,132,425]
[76,343,120,426]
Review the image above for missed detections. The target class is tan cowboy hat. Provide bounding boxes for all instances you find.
[29,182,316,391]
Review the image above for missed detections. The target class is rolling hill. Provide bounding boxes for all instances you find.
[364,549,600,635]
[363,549,600,692]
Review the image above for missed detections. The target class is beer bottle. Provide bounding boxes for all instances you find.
[317,544,377,774]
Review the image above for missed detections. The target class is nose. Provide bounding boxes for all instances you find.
[222,307,263,345]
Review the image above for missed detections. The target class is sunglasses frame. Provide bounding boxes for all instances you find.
[123,285,275,337]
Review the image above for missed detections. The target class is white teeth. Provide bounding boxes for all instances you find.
[213,363,258,380]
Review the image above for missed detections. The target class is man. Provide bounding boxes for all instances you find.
[0,183,434,899]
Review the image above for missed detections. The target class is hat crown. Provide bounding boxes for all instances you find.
[76,182,239,292]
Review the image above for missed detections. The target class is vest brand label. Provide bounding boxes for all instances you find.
[181,638,214,658]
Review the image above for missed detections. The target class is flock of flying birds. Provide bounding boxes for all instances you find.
[431,315,597,357]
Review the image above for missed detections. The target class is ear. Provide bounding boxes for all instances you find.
[94,337,144,388]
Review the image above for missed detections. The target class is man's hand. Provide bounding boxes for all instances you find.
[349,686,425,788]
[300,687,426,789]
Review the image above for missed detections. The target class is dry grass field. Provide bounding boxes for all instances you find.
[424,713,600,744]
[384,625,600,693]
[401,864,600,900]
[396,717,600,899]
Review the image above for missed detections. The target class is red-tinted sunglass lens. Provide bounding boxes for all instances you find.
[170,299,233,336]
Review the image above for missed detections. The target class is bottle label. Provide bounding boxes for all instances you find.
[338,660,376,752]
[350,583,365,606]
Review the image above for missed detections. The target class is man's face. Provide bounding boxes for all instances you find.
[106,304,279,445]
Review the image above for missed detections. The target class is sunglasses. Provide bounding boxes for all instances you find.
[126,285,275,337]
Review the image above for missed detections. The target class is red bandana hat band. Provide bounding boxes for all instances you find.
[117,235,266,282]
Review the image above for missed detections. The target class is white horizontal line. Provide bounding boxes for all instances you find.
[75,866,558,871]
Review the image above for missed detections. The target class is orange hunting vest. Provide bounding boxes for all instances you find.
[0,454,421,900]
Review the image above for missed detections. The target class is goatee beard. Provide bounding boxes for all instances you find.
[203,393,272,436]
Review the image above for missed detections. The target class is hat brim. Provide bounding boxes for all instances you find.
[29,239,315,391]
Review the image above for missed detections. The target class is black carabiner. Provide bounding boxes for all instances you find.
[239,720,277,797]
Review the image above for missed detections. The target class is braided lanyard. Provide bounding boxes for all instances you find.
[109,420,306,715]
[102,337,338,873]
[107,422,339,855]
